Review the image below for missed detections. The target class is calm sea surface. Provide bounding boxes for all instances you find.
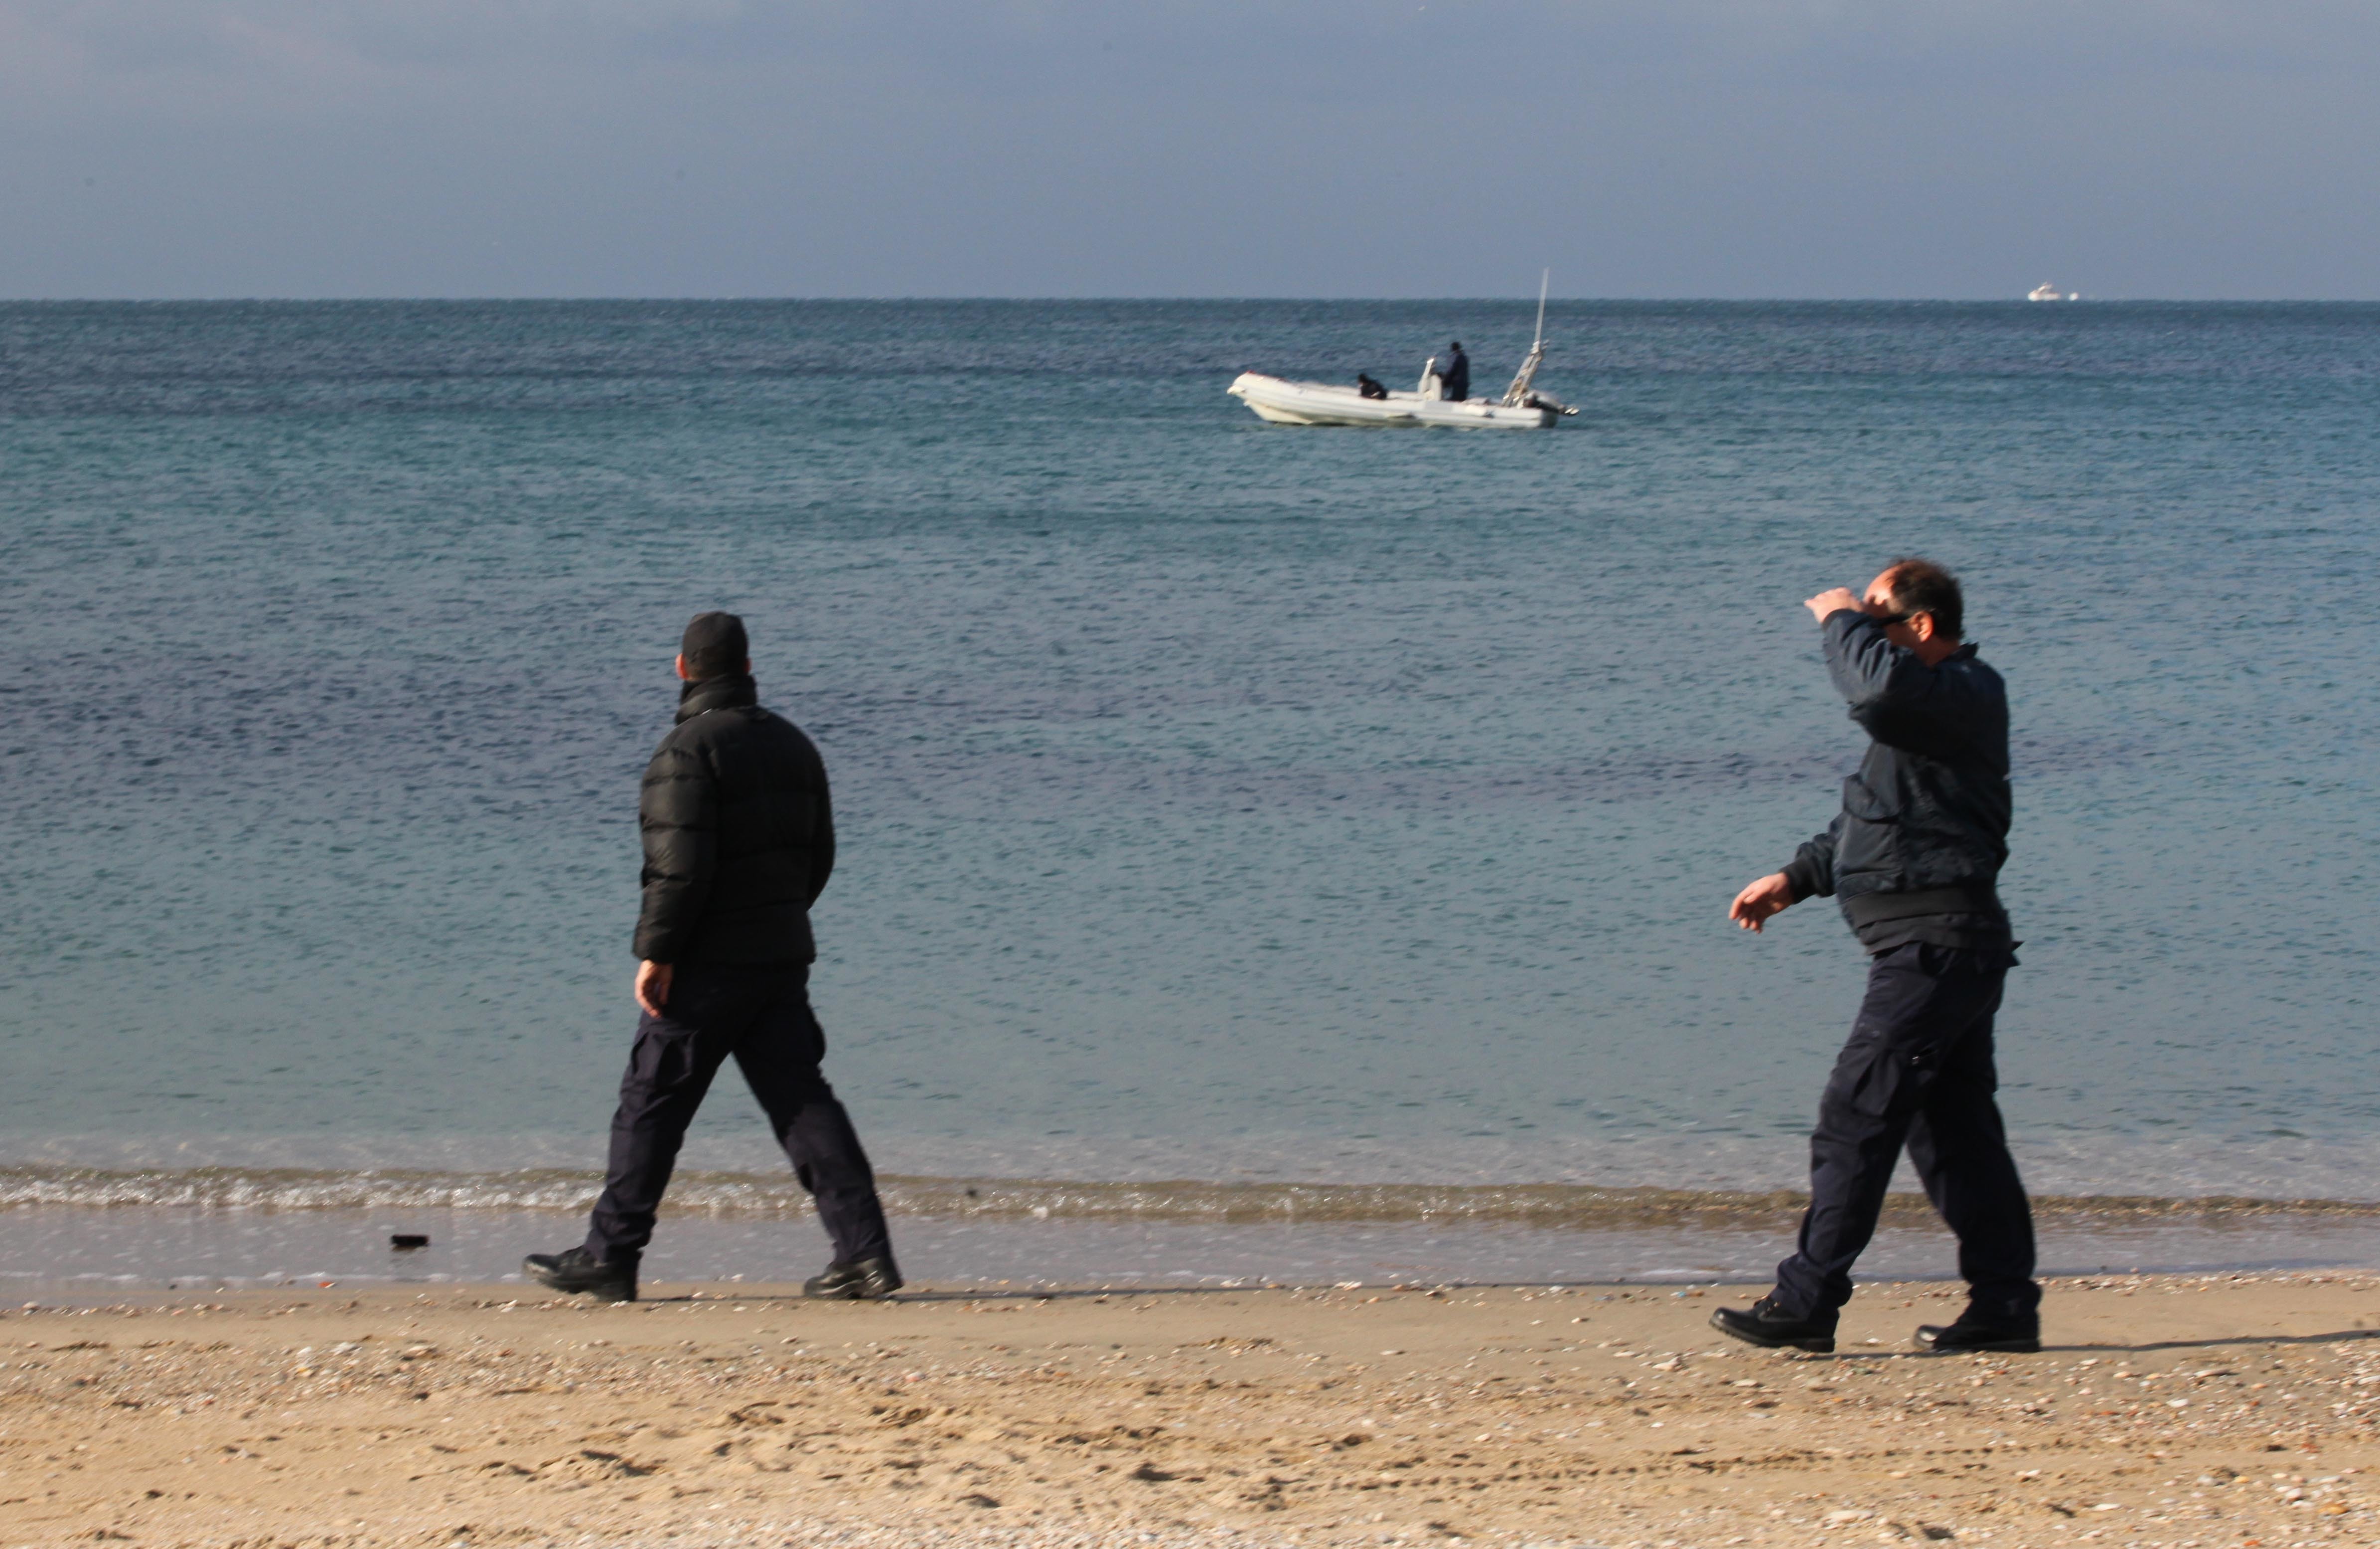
[3,301,2378,1274]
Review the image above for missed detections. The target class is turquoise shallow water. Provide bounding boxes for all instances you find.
[3,301,2378,1223]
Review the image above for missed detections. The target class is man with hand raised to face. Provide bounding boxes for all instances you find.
[1711,559,2039,1356]
[525,612,900,1304]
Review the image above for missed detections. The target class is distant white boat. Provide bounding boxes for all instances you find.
[1228,272,1578,430]
[2028,283,2078,302]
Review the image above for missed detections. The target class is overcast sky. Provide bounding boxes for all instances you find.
[3,0,2376,299]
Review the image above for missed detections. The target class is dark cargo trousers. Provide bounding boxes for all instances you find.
[1772,941,2040,1322]
[583,962,893,1269]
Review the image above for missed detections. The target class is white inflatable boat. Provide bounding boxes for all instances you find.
[1228,273,1578,430]
[1228,370,1569,428]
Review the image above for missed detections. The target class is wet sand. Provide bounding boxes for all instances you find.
[7,1272,2380,1547]
[16,1195,2380,1298]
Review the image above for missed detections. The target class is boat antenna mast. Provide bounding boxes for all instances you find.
[1501,269,1551,406]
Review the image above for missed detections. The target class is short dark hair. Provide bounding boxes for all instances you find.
[680,611,749,680]
[1882,558,1963,639]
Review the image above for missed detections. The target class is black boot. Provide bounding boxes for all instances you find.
[1710,1294,1837,1353]
[523,1246,638,1303]
[804,1254,903,1300]
[1915,1307,2040,1354]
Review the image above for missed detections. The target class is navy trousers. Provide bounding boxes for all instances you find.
[1773,942,2040,1322]
[583,962,893,1269]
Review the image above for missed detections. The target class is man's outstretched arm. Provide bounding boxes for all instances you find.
[1733,817,1839,932]
[1731,589,1864,935]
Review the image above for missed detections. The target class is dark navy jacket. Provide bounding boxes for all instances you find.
[1442,346,1470,401]
[1780,612,2012,939]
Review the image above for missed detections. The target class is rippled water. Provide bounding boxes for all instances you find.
[4,301,2378,1239]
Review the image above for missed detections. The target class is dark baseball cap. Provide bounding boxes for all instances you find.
[680,611,749,679]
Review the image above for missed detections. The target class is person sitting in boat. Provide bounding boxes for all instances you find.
[1356,373,1388,400]
[1441,341,1471,401]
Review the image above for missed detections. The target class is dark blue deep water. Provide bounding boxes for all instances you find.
[4,301,2378,1213]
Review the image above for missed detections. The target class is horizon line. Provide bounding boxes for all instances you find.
[6,294,2379,306]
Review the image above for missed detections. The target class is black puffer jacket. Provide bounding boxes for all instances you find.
[632,673,835,965]
[1780,612,2012,925]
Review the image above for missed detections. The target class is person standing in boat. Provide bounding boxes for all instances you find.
[1441,341,1471,401]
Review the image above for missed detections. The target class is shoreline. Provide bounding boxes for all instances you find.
[15,1165,2380,1224]
[14,1170,2380,1228]
[7,1272,2379,1547]
[9,1203,2380,1303]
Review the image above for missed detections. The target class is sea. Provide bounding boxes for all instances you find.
[4,299,2378,1295]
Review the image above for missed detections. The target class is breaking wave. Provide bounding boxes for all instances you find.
[4,1165,2378,1228]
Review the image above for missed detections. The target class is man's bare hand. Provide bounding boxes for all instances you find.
[635,960,674,1017]
[1729,873,1797,932]
[1803,587,1862,622]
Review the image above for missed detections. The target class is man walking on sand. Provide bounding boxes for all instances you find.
[1711,559,2039,1356]
[525,612,900,1305]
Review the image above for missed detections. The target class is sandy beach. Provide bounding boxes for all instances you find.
[6,1272,2378,1548]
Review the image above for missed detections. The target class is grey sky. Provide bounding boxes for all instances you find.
[4,0,2376,299]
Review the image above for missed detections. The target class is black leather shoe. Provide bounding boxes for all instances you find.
[1915,1311,2040,1353]
[1710,1295,1837,1353]
[523,1246,637,1303]
[804,1254,903,1300]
